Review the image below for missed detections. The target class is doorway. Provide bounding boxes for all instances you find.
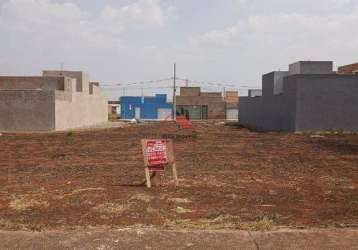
[135,107,141,120]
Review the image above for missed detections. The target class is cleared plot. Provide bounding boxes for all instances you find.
[0,122,357,231]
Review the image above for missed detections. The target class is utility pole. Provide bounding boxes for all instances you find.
[185,79,189,87]
[173,63,177,120]
[59,62,64,76]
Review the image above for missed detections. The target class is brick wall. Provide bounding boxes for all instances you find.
[180,87,200,96]
[338,63,358,74]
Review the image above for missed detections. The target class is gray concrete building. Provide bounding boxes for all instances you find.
[240,61,358,132]
[248,89,263,97]
[0,71,108,132]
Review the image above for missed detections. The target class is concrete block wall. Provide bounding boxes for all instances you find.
[248,89,262,97]
[239,96,263,129]
[289,61,333,75]
[240,71,358,132]
[0,90,55,131]
[240,83,296,132]
[0,76,65,91]
[64,77,77,93]
[0,72,108,132]
[43,71,89,93]
[263,71,290,96]
[273,71,289,94]
[293,75,358,132]
[240,74,297,131]
[52,74,108,130]
[55,91,108,131]
[89,82,99,95]
[262,73,275,97]
[90,83,102,96]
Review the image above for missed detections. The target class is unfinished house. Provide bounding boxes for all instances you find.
[0,71,108,132]
[176,87,226,119]
[240,61,358,132]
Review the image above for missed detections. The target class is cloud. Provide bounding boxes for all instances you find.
[0,0,173,78]
[179,1,358,93]
[1,0,358,98]
[188,4,358,57]
[190,26,240,47]
[235,0,356,15]
[0,0,171,50]
[99,0,169,27]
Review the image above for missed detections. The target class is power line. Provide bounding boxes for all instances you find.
[173,63,177,120]
[100,77,173,87]
[101,84,256,90]
[99,75,259,90]
[176,77,254,88]
[102,86,174,90]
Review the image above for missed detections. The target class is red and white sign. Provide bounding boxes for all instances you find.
[146,140,168,167]
[141,139,178,188]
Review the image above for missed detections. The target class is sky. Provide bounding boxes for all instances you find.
[0,0,358,100]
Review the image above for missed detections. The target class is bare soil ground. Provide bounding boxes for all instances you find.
[2,228,358,250]
[0,121,357,231]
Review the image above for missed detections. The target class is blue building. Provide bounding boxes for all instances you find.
[120,94,173,120]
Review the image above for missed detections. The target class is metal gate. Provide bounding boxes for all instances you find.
[226,109,238,120]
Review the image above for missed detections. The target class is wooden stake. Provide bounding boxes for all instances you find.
[172,163,179,187]
[151,171,160,187]
[145,167,151,188]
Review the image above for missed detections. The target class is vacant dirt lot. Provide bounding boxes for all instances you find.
[0,122,357,231]
[2,228,358,250]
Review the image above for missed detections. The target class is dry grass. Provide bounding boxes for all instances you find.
[173,207,194,214]
[69,188,106,196]
[9,196,49,212]
[146,206,157,213]
[0,219,26,231]
[165,215,274,231]
[244,217,275,231]
[0,218,46,232]
[93,202,130,214]
[168,198,192,204]
[130,193,155,203]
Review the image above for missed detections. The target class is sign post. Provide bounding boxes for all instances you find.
[141,139,178,188]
